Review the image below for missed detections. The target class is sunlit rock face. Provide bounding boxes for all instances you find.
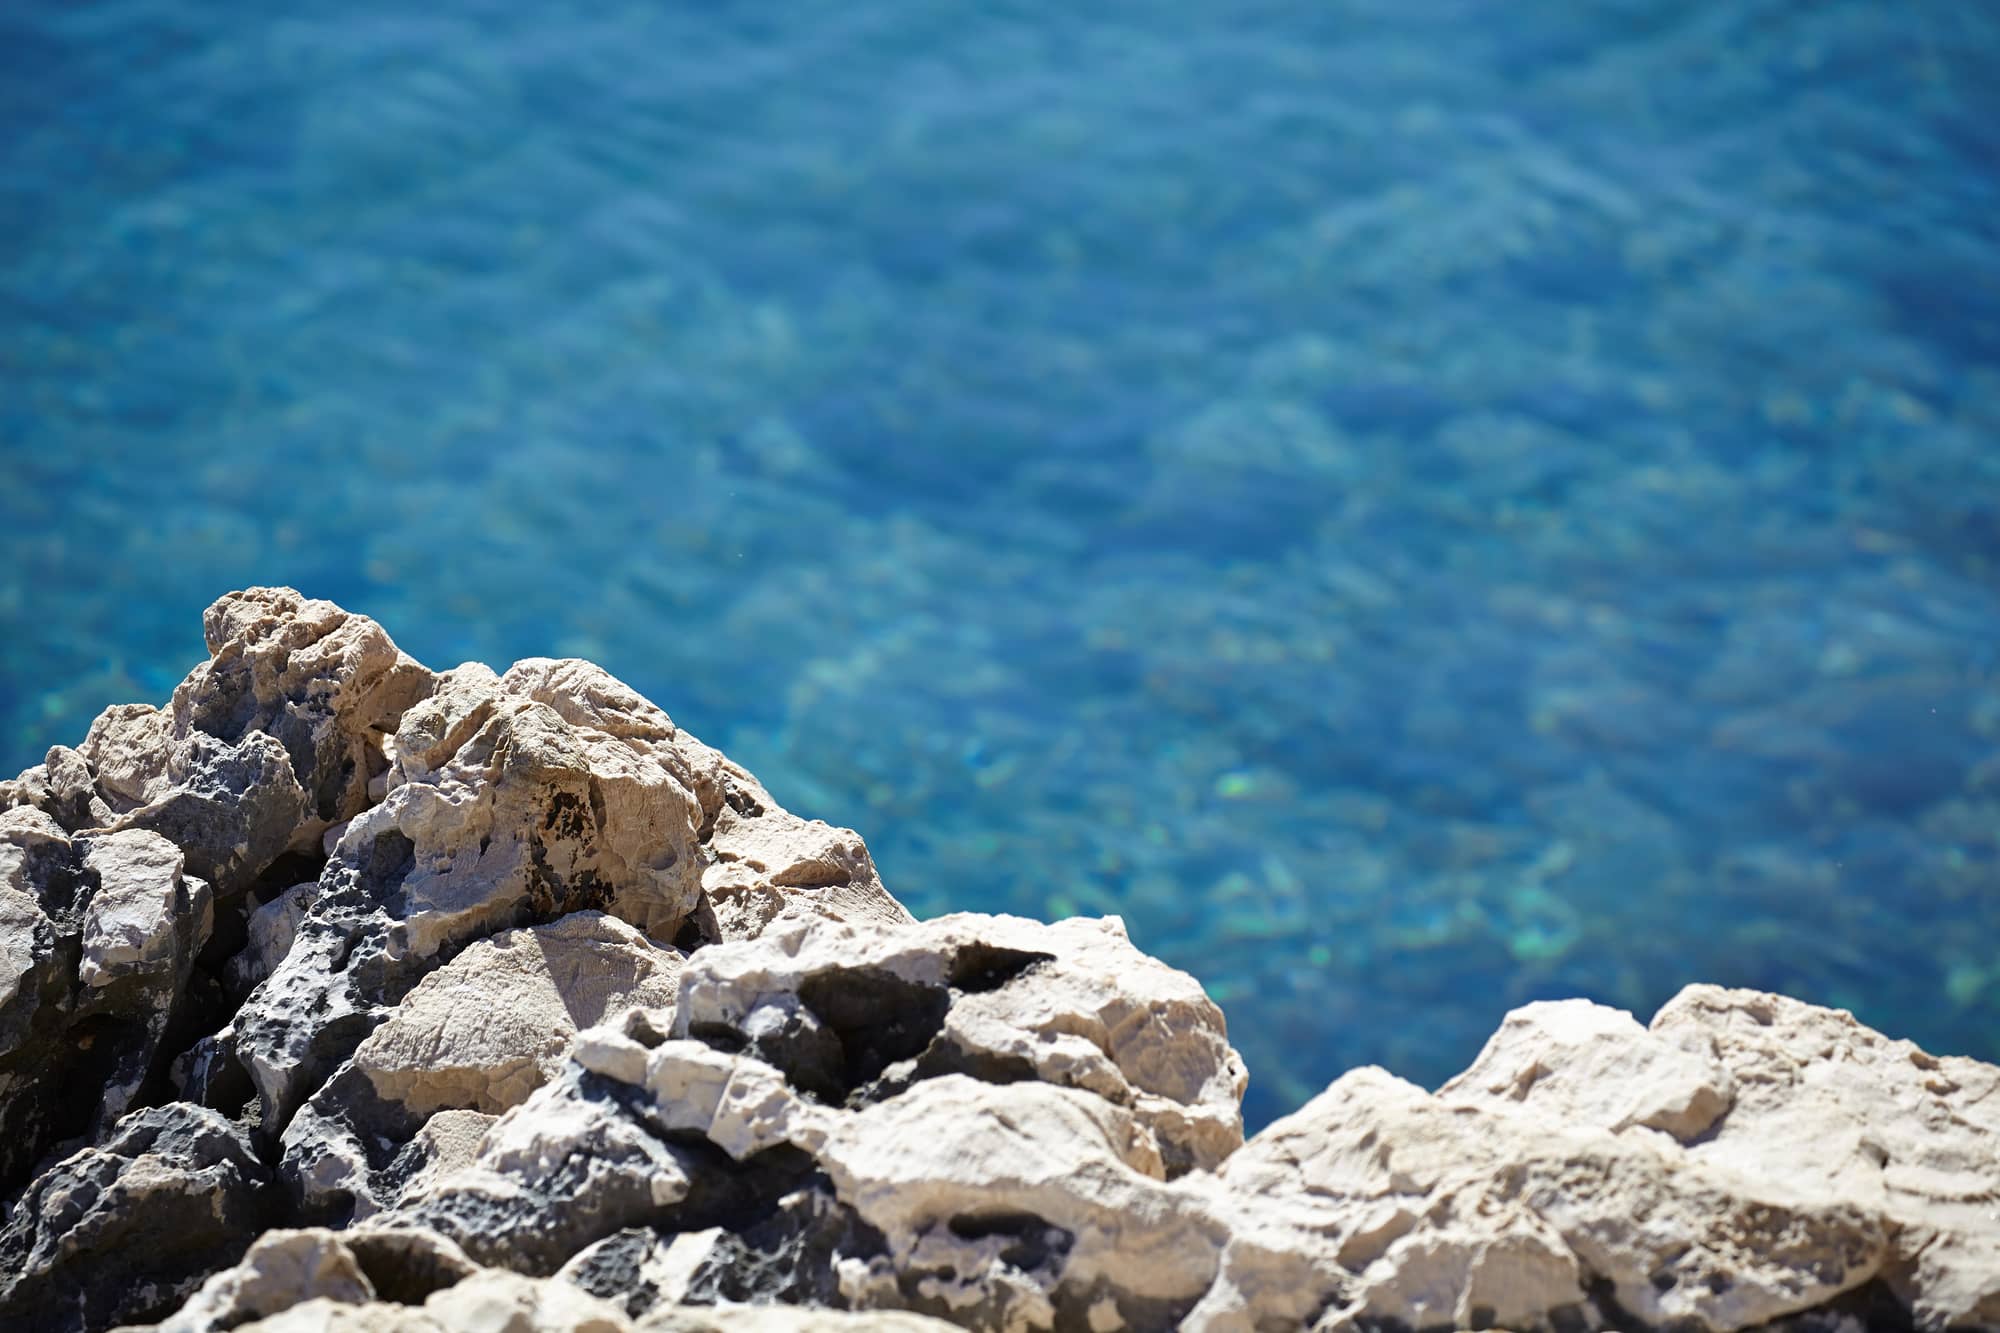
[3,589,1997,1333]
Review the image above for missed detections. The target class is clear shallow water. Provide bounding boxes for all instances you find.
[4,2,1997,1127]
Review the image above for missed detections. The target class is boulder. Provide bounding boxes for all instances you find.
[7,589,434,898]
[668,911,1246,1175]
[159,1225,479,1332]
[0,810,215,1195]
[355,911,682,1118]
[0,1103,274,1333]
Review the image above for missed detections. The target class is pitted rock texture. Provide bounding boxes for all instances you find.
[2,589,1998,1333]
[0,809,215,1195]
[0,1103,275,1333]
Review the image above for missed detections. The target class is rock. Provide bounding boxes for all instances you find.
[637,1308,960,1332]
[8,588,433,899]
[494,657,910,945]
[225,1267,632,1333]
[368,660,706,954]
[355,911,682,1118]
[112,729,308,900]
[389,1065,819,1277]
[1651,986,2000,1330]
[1211,1064,1883,1332]
[276,914,680,1225]
[80,828,213,988]
[232,879,319,991]
[821,1076,1225,1330]
[669,911,1246,1175]
[0,812,216,1195]
[10,589,2000,1333]
[159,1225,479,1332]
[1439,996,1734,1140]
[0,1103,275,1333]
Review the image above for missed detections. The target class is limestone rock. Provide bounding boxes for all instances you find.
[226,1268,632,1333]
[7,589,433,902]
[670,911,1246,1175]
[160,1225,479,1332]
[822,1076,1225,1330]
[0,1103,275,1333]
[1213,1064,1884,1332]
[355,911,681,1117]
[367,660,706,954]
[1651,985,2000,1330]
[0,811,215,1195]
[1439,996,1734,1140]
[80,828,213,987]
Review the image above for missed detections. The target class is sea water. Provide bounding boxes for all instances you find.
[3,1,1996,1128]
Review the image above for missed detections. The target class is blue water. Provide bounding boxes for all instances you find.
[4,2,1998,1127]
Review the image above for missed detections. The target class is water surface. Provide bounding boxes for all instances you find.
[4,1,1998,1126]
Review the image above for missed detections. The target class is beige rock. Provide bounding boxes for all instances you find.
[637,1308,962,1331]
[161,1229,373,1331]
[176,587,434,834]
[499,655,909,944]
[1440,996,1733,1140]
[345,662,707,954]
[673,912,1246,1174]
[59,590,434,878]
[392,1109,500,1209]
[161,1225,483,1333]
[229,1268,630,1333]
[78,703,175,812]
[638,1038,830,1162]
[355,912,681,1116]
[79,829,211,987]
[1216,1064,1883,1332]
[239,880,320,986]
[1652,985,2000,1330]
[823,1076,1223,1329]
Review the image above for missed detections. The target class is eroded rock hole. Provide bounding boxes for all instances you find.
[796,967,951,1100]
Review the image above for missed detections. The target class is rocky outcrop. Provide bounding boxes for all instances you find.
[3,589,1997,1333]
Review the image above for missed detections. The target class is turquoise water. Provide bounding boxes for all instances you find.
[4,2,1997,1127]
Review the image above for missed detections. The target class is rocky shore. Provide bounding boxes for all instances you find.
[1,589,1993,1332]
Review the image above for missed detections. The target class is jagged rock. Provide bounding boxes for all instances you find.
[364,659,707,953]
[232,879,319,991]
[202,1267,958,1332]
[389,1063,821,1277]
[278,912,682,1224]
[490,656,909,945]
[1653,986,2000,1330]
[1210,1064,1884,1332]
[1439,995,1735,1139]
[824,1075,1225,1331]
[0,1103,275,1333]
[357,911,683,1117]
[669,911,1246,1175]
[159,1225,480,1332]
[80,828,214,986]
[0,811,215,1194]
[638,1308,960,1332]
[11,589,2000,1333]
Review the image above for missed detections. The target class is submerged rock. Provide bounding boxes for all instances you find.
[1,589,1996,1333]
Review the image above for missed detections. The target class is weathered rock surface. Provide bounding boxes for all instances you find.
[4,589,1998,1333]
[0,1103,274,1333]
[357,910,682,1118]
[0,809,215,1195]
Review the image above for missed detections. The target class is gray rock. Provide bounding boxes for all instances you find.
[0,811,216,1195]
[0,1103,274,1333]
